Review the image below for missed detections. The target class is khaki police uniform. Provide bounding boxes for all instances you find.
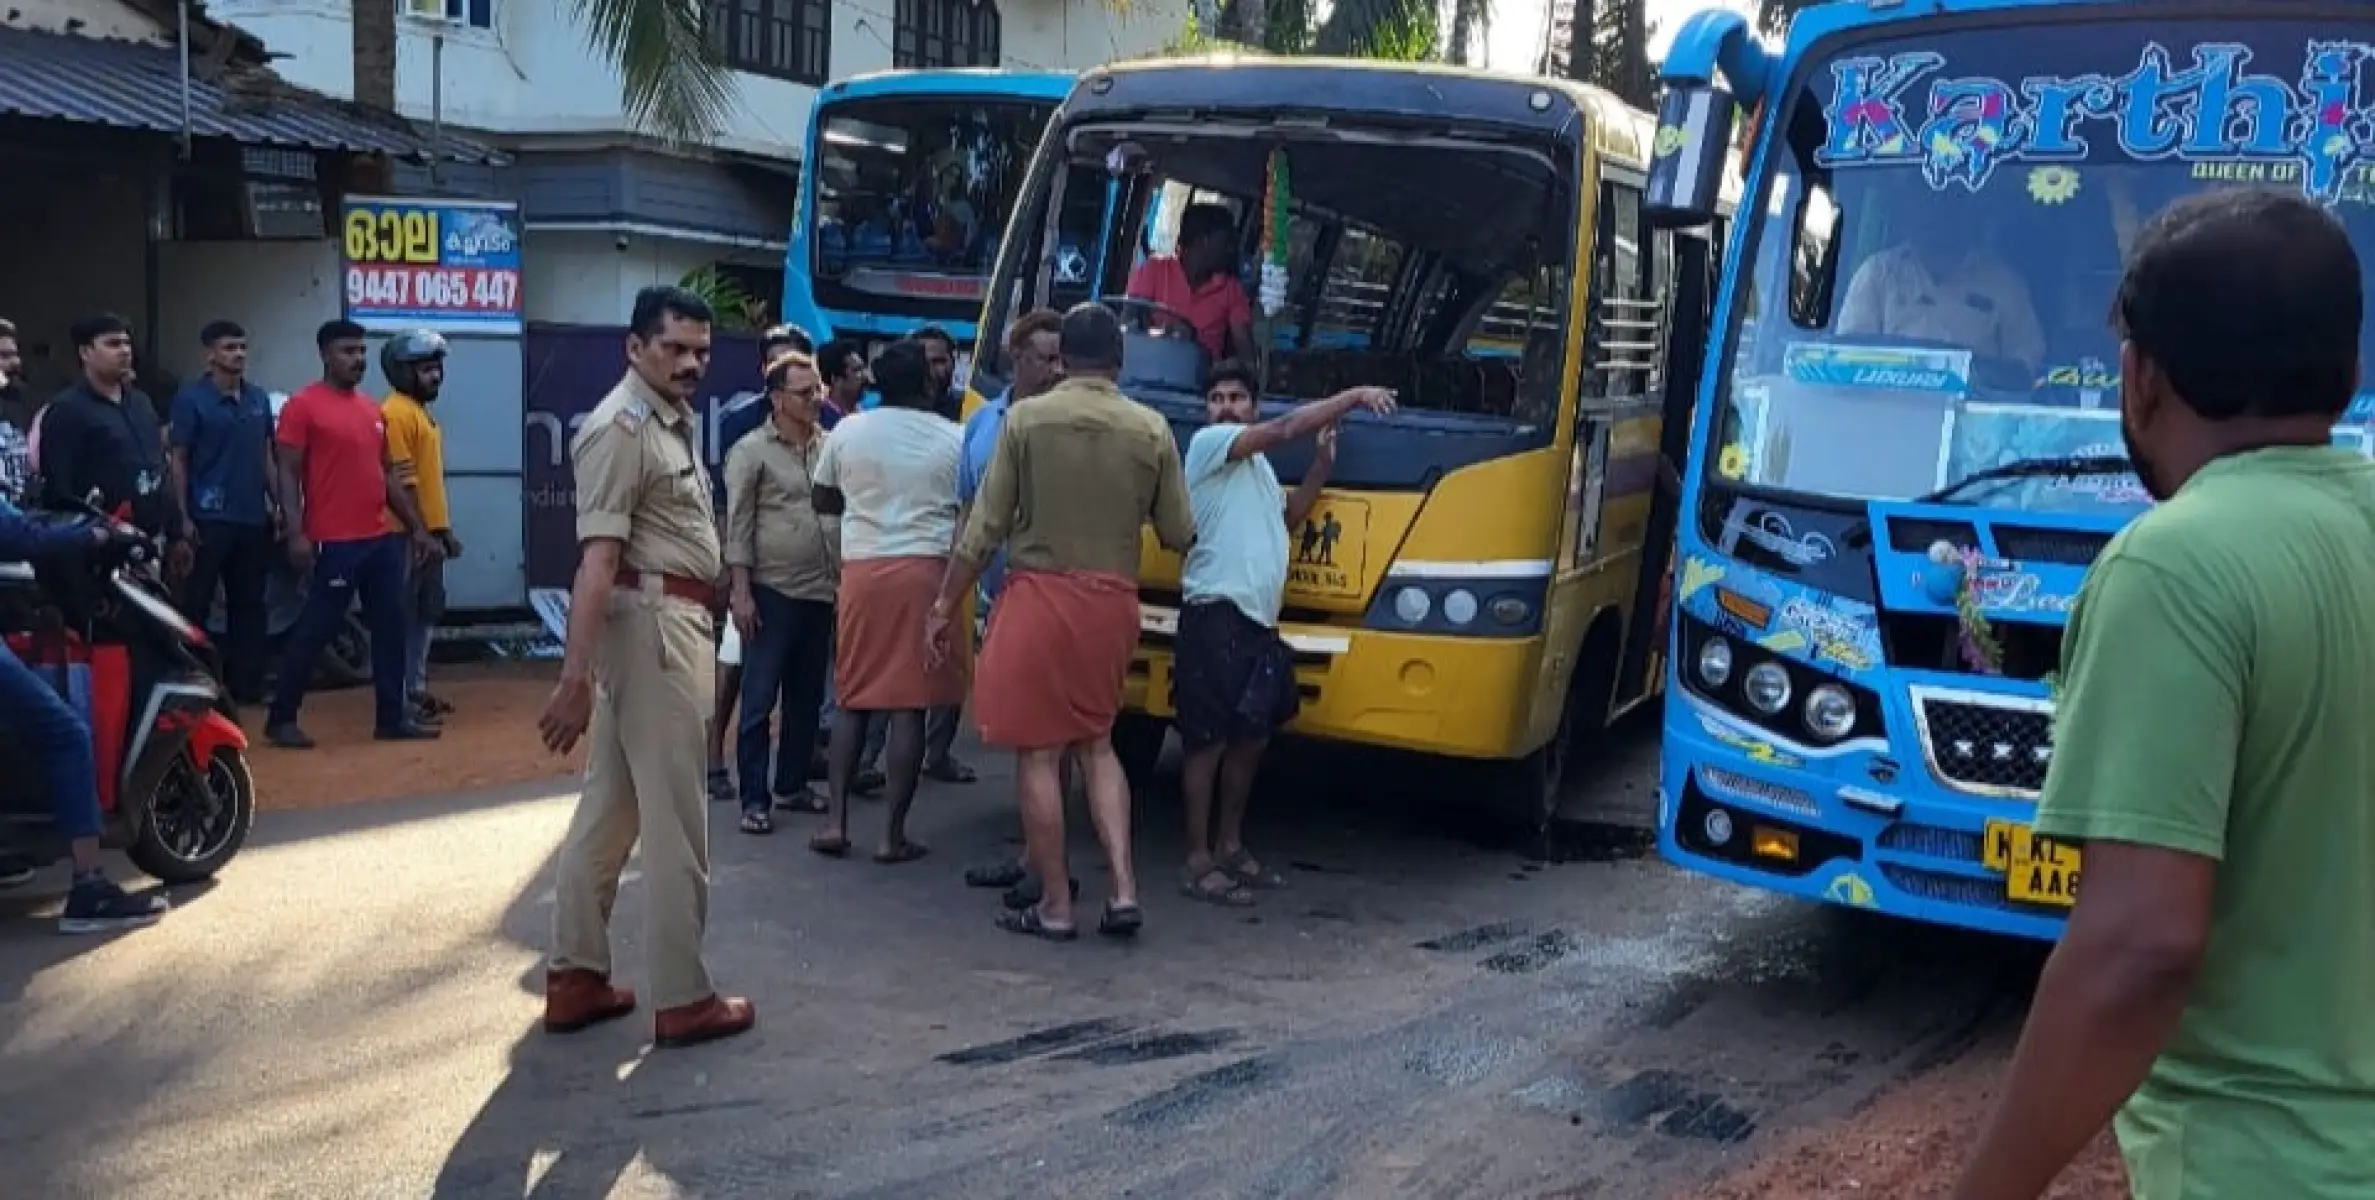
[549,370,725,1012]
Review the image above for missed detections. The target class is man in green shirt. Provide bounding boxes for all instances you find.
[1955,191,2375,1198]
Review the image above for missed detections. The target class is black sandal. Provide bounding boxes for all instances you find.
[964,859,1028,889]
[739,809,773,836]
[1180,869,1255,907]
[773,788,828,814]
[1098,902,1145,939]
[995,906,1077,942]
[1002,876,1081,911]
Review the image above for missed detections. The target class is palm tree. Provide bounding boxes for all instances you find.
[353,0,735,144]
[1209,0,1441,60]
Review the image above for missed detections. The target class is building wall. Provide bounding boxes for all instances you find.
[210,0,1184,161]
[523,231,779,327]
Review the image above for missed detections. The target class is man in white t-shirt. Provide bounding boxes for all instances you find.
[1173,362,1394,906]
[808,339,966,863]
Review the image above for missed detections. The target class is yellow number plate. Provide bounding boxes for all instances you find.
[1983,819,2083,908]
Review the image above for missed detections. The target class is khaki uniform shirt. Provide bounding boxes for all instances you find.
[572,371,722,583]
[723,420,839,603]
[956,375,1194,576]
[1836,244,2046,370]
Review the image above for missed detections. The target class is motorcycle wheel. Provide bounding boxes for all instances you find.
[128,746,257,884]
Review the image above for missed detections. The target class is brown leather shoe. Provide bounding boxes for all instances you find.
[544,968,637,1034]
[653,994,756,1049]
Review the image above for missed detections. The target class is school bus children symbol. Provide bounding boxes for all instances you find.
[1289,498,1368,599]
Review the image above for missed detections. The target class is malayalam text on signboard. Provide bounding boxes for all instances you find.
[340,196,523,334]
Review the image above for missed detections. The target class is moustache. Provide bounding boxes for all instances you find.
[671,370,701,382]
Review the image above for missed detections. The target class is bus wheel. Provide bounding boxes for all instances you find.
[1488,706,1573,838]
[1113,713,1169,791]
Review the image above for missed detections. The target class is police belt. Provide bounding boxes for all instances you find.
[615,569,718,609]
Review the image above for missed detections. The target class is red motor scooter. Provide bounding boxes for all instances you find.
[0,509,255,883]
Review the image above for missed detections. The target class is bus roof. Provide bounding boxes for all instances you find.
[817,67,1073,106]
[1074,55,1664,171]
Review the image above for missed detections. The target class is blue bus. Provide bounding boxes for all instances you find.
[1640,0,2375,940]
[782,68,1073,359]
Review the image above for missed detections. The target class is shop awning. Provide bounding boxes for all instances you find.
[0,25,503,165]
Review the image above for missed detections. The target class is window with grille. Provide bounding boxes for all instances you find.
[708,0,831,86]
[894,0,1000,69]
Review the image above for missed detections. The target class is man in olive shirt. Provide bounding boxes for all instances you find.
[724,350,839,834]
[926,303,1194,941]
[1957,191,2375,1198]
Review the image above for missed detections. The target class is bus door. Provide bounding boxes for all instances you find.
[1617,205,1710,706]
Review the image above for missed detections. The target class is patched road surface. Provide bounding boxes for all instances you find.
[0,720,2044,1199]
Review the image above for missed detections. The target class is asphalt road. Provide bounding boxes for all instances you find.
[0,719,2046,1200]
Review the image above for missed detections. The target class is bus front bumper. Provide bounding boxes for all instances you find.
[1122,608,1542,761]
[1654,706,2069,943]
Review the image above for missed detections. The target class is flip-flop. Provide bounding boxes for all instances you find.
[739,810,773,836]
[853,769,886,798]
[1098,902,1145,939]
[1180,869,1255,907]
[1002,876,1081,910]
[774,789,829,814]
[807,833,851,858]
[964,859,1029,889]
[922,759,978,784]
[874,841,931,865]
[996,906,1077,942]
[1218,850,1290,890]
[705,771,736,804]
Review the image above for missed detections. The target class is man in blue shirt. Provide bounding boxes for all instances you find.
[958,310,1065,597]
[170,320,281,705]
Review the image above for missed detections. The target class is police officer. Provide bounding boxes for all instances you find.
[538,285,755,1049]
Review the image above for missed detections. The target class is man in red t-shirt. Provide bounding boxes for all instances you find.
[264,319,442,748]
[1127,203,1255,363]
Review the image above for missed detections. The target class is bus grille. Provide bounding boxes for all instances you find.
[1912,690,2055,797]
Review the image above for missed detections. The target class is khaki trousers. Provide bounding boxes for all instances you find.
[550,586,718,1011]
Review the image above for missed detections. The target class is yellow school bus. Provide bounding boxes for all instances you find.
[964,58,1731,827]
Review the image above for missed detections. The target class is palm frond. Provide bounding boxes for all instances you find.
[567,0,738,145]
[1313,0,1438,60]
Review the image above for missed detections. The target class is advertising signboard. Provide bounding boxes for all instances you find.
[340,196,524,335]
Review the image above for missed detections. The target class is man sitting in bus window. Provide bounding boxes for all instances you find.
[1174,361,1393,906]
[1128,203,1256,364]
[1835,189,2045,378]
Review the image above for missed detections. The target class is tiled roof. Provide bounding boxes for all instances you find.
[0,23,503,164]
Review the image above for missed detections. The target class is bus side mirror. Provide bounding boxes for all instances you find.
[1646,83,1735,229]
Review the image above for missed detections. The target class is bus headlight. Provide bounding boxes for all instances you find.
[1442,589,1479,625]
[1392,586,1432,624]
[1742,662,1791,715]
[1803,684,1857,741]
[1696,636,1734,688]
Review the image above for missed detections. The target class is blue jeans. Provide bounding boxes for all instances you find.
[736,587,833,812]
[0,639,100,839]
[270,534,409,731]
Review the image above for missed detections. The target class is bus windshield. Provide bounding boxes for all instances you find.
[1714,21,2375,514]
[811,95,1053,311]
[1007,120,1577,431]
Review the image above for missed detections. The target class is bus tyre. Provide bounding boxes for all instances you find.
[1112,713,1169,791]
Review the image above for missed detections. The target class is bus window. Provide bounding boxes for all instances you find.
[1308,226,1405,350]
[1585,181,1661,400]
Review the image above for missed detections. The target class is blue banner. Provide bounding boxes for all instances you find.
[339,196,523,335]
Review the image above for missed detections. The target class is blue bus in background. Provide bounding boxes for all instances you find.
[1640,0,2375,940]
[782,69,1073,361]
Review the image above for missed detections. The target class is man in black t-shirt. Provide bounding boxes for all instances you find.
[37,314,190,576]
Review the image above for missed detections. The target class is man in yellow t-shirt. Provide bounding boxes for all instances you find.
[379,332,458,724]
